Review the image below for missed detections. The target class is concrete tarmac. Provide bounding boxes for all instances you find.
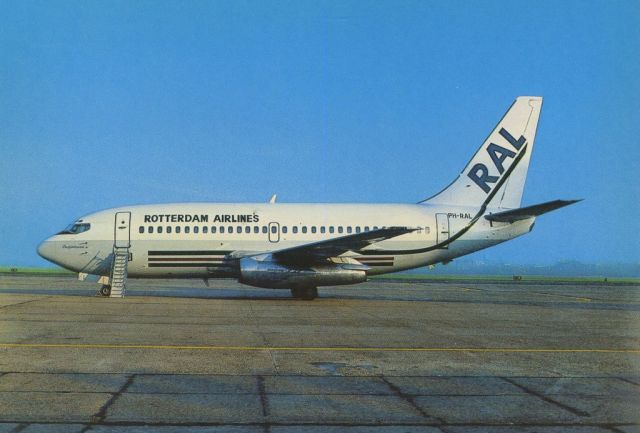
[0,274,638,432]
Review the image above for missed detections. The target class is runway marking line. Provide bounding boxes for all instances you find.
[0,343,638,353]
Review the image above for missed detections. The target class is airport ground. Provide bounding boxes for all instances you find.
[0,274,638,432]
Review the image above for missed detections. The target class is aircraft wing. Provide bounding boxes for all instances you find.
[262,227,416,264]
[485,199,581,223]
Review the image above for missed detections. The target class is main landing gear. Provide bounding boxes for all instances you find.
[98,285,111,297]
[290,287,318,300]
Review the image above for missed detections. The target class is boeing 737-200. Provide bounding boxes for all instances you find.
[37,96,579,299]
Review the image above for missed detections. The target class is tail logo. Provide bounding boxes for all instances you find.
[467,128,526,193]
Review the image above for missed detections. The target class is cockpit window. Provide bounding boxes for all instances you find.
[58,223,91,235]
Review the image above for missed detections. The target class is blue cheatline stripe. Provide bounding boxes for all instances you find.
[363,143,528,256]
[148,258,225,262]
[148,250,233,256]
[148,263,229,268]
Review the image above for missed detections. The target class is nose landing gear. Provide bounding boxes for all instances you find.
[98,285,111,297]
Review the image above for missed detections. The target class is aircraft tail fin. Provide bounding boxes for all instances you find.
[421,96,542,208]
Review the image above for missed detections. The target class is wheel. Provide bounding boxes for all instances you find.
[99,285,111,297]
[290,287,318,300]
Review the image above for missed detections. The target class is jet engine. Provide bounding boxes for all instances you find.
[238,257,367,289]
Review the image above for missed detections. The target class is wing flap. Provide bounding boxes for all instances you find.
[485,199,581,223]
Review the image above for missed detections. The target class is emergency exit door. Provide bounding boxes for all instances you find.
[435,213,450,248]
[268,222,280,243]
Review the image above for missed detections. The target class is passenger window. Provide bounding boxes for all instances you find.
[203,226,208,234]
[355,227,361,233]
[338,227,343,234]
[417,227,423,234]
[373,226,379,230]
[254,226,259,233]
[302,226,307,234]
[193,226,199,234]
[148,226,154,234]
[262,226,268,234]
[219,226,224,234]
[157,226,163,234]
[139,226,144,234]
[282,226,288,234]
[245,226,250,234]
[293,226,298,234]
[176,226,181,233]
[237,226,242,233]
[228,226,233,234]
[364,226,370,232]
[320,226,326,234]
[329,226,335,234]
[211,226,216,234]
[425,227,430,234]
[311,226,317,234]
[185,226,190,234]
[347,226,352,234]
[167,226,172,234]
[271,225,277,234]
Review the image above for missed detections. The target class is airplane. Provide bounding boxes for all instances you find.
[37,96,579,299]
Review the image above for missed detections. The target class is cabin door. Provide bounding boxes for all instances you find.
[114,212,131,248]
[435,213,450,248]
[268,222,280,243]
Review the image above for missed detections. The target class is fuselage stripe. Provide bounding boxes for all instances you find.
[148,263,229,268]
[148,257,225,262]
[148,250,233,256]
[354,257,394,261]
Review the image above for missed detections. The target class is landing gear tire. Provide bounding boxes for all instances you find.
[99,285,111,297]
[291,287,318,300]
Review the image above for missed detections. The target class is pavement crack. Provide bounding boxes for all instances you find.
[380,376,444,424]
[0,298,45,310]
[500,377,591,417]
[616,376,640,386]
[256,375,270,418]
[81,373,136,431]
[248,301,280,374]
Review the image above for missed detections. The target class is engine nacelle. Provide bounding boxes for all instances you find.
[239,257,367,289]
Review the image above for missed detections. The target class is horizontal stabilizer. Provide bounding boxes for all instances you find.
[485,199,581,223]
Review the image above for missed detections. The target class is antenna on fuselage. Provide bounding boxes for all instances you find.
[269,194,277,204]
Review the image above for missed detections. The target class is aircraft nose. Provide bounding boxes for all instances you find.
[37,239,55,262]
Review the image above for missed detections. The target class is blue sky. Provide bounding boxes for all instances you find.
[1,0,638,267]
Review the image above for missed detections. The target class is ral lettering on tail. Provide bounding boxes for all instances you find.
[467,128,527,193]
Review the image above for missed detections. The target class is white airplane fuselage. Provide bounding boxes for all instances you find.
[37,97,577,297]
[37,202,534,279]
